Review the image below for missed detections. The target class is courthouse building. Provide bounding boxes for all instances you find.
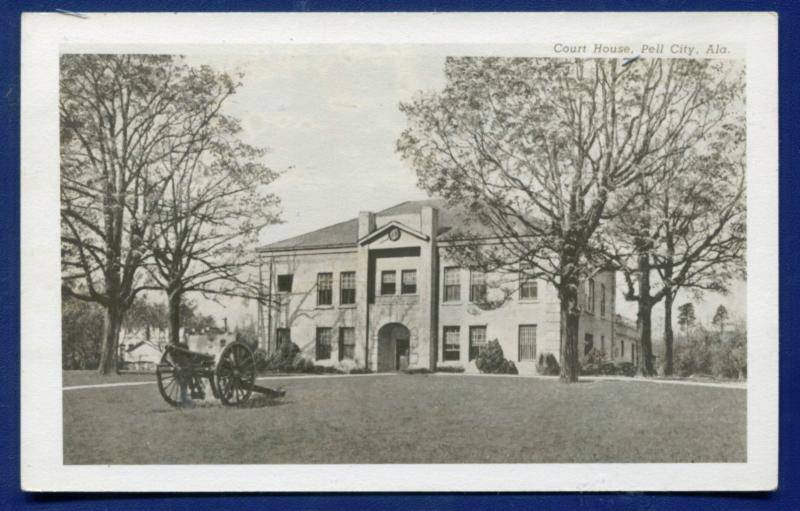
[257,199,617,373]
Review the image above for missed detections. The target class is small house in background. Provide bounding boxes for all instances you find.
[185,322,235,358]
[118,327,174,372]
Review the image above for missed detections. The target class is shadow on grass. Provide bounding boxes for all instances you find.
[150,395,290,413]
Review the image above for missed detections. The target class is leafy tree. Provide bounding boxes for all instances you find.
[62,296,105,370]
[602,59,744,376]
[398,57,737,381]
[712,305,730,335]
[677,302,696,338]
[60,55,243,373]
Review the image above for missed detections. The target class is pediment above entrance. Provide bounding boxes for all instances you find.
[358,221,430,247]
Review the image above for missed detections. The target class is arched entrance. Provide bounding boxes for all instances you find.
[377,323,411,372]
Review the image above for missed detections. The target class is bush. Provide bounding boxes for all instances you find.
[537,353,560,376]
[264,342,301,372]
[291,354,315,373]
[581,360,635,377]
[253,348,268,371]
[404,367,433,375]
[435,364,465,373]
[475,340,518,375]
[348,367,373,374]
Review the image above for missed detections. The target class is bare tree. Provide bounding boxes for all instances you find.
[147,112,281,345]
[398,57,720,381]
[60,55,243,373]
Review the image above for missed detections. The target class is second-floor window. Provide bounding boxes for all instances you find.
[381,270,396,295]
[277,274,293,293]
[340,272,356,305]
[470,271,487,303]
[443,267,460,302]
[317,272,332,306]
[401,269,417,294]
[587,279,596,313]
[519,272,538,300]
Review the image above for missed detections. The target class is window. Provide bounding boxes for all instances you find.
[443,267,460,302]
[339,327,355,361]
[601,335,605,354]
[518,325,537,361]
[470,271,487,303]
[584,333,594,355]
[317,273,332,306]
[443,326,461,361]
[621,340,625,358]
[381,270,396,295]
[340,272,356,305]
[277,274,293,293]
[519,272,538,300]
[316,328,332,360]
[587,279,596,313]
[401,269,417,294]
[600,283,606,317]
[276,328,291,349]
[469,326,487,361]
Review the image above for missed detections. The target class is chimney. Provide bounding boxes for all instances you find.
[358,211,376,239]
[421,206,439,240]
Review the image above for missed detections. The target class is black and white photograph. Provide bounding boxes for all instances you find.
[21,12,777,492]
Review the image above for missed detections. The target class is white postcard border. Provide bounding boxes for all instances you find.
[21,12,778,492]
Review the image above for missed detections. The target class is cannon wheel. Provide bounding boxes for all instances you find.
[215,342,256,406]
[156,350,194,407]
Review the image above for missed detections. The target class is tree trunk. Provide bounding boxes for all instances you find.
[559,282,581,383]
[97,302,122,375]
[663,288,674,376]
[168,288,183,345]
[636,252,656,376]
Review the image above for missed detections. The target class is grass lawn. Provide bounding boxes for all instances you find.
[63,373,746,464]
[64,370,160,387]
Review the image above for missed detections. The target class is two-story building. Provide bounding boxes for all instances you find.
[257,199,617,374]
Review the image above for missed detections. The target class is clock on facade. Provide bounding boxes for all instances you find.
[388,227,401,241]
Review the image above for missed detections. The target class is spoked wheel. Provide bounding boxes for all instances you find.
[215,342,256,406]
[156,351,193,407]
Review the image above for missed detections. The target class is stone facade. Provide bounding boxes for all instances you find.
[258,201,618,373]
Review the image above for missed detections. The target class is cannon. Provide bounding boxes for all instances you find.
[155,340,284,407]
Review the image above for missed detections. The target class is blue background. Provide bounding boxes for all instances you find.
[1,1,796,509]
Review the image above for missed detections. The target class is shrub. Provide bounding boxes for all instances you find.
[403,367,433,375]
[348,367,373,374]
[253,348,268,371]
[291,354,315,373]
[263,342,301,372]
[537,353,560,376]
[435,364,465,373]
[475,340,518,374]
[614,361,636,377]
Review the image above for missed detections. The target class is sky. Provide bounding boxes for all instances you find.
[182,51,746,333]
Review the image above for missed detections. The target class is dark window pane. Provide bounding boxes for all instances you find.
[520,273,538,300]
[443,267,460,302]
[381,270,396,295]
[277,274,293,293]
[276,328,291,349]
[339,327,356,361]
[316,328,332,360]
[469,326,487,361]
[317,273,332,306]
[401,270,417,294]
[518,325,537,361]
[340,272,356,304]
[443,326,460,361]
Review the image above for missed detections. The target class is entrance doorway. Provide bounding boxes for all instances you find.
[377,323,410,372]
